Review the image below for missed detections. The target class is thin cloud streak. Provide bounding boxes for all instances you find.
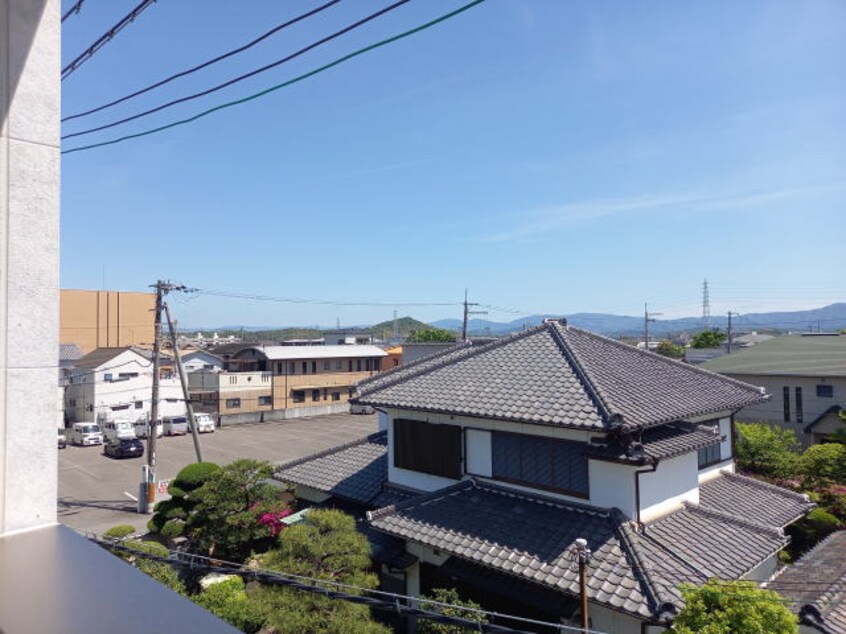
[481,184,841,242]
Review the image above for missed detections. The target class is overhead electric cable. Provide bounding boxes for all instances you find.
[62,0,343,122]
[62,0,86,23]
[62,0,157,80]
[62,0,412,140]
[62,0,486,154]
[195,288,462,308]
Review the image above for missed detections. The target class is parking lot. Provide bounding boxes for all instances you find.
[59,413,378,535]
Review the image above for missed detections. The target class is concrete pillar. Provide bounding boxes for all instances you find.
[0,0,60,535]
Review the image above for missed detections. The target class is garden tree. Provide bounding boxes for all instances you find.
[690,330,727,349]
[786,507,842,558]
[418,588,489,634]
[252,509,390,634]
[407,328,456,343]
[655,341,684,359]
[105,532,186,596]
[188,459,291,561]
[148,461,220,538]
[800,443,846,487]
[194,577,265,634]
[672,579,798,634]
[735,423,801,478]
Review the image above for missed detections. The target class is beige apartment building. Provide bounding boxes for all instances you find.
[60,289,155,354]
[190,345,387,421]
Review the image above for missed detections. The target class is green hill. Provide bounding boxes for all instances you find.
[370,316,433,339]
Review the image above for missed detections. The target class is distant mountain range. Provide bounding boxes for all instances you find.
[431,303,846,337]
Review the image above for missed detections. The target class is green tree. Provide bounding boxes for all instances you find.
[407,328,456,343]
[735,423,801,478]
[189,459,290,561]
[419,588,489,634]
[800,443,846,486]
[148,461,220,537]
[655,341,684,359]
[194,577,265,634]
[786,507,842,558]
[112,539,186,596]
[252,509,389,634]
[673,579,798,634]
[691,330,727,349]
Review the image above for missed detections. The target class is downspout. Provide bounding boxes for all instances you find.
[634,458,659,525]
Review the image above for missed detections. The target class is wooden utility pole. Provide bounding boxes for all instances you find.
[164,301,203,463]
[643,303,661,351]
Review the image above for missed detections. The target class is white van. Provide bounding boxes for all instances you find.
[134,417,163,439]
[69,422,103,446]
[191,413,215,434]
[102,420,136,442]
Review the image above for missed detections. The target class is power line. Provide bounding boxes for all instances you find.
[61,0,86,23]
[195,287,463,309]
[62,0,343,122]
[62,0,158,80]
[62,0,413,140]
[61,0,487,154]
[85,531,610,634]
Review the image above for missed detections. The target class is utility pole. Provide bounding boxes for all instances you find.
[573,538,592,633]
[726,311,740,354]
[164,301,203,463]
[643,303,662,351]
[702,278,711,329]
[461,289,487,342]
[140,280,193,514]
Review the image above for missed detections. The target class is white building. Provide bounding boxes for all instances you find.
[178,349,223,373]
[64,347,184,423]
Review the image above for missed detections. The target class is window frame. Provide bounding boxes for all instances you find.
[698,442,722,469]
[816,384,833,398]
[225,397,241,409]
[393,418,462,479]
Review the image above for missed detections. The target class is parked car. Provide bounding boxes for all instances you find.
[163,415,188,436]
[350,403,375,415]
[68,422,103,446]
[190,413,215,433]
[104,437,145,459]
[134,418,163,438]
[58,428,67,449]
[102,420,136,443]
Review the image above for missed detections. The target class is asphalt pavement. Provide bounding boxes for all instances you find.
[58,413,378,535]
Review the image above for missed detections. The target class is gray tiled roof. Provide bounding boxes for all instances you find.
[274,432,390,506]
[588,423,721,463]
[59,343,83,362]
[698,471,813,528]
[367,474,808,620]
[768,530,846,634]
[356,321,767,431]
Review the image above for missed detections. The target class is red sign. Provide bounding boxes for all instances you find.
[157,479,171,495]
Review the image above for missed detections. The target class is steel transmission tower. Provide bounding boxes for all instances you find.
[702,279,711,328]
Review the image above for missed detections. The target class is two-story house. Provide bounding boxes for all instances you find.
[275,320,812,633]
[64,347,184,423]
[702,333,846,445]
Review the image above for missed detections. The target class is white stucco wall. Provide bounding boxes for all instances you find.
[0,0,60,535]
[585,603,651,634]
[639,452,699,522]
[743,552,779,583]
[589,460,637,518]
[465,428,492,477]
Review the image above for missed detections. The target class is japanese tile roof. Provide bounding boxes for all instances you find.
[59,343,83,362]
[587,422,721,463]
[768,530,846,634]
[274,432,396,507]
[356,321,767,431]
[367,474,810,621]
[74,346,153,369]
[697,471,813,528]
[702,334,846,377]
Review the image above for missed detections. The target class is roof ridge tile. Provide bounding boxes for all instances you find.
[682,501,785,541]
[719,470,813,504]
[274,431,386,474]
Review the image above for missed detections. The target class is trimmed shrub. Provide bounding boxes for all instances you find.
[160,520,184,539]
[801,443,846,486]
[194,577,265,634]
[173,462,220,492]
[787,508,842,558]
[104,524,136,540]
[735,423,801,479]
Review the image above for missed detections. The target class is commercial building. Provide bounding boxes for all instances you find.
[60,288,155,354]
[702,333,846,445]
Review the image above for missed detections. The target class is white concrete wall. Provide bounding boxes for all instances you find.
[589,460,637,518]
[0,0,60,535]
[589,604,648,634]
[698,459,734,483]
[743,552,779,583]
[639,453,699,522]
[465,428,492,477]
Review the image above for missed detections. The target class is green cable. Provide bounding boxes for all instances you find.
[63,0,486,155]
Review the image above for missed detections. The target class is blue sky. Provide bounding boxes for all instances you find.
[60,0,846,328]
